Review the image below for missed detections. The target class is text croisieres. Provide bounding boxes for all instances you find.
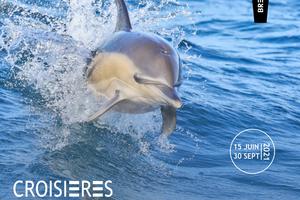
[13,180,113,198]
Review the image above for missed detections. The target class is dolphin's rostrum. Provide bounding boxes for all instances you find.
[86,0,182,137]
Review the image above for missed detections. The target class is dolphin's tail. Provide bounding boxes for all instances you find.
[114,0,132,32]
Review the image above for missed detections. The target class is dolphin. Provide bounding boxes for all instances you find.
[86,0,182,137]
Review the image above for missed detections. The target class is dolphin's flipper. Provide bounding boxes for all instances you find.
[87,90,123,122]
[115,0,132,32]
[161,106,177,137]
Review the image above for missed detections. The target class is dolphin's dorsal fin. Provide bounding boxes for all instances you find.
[114,0,132,32]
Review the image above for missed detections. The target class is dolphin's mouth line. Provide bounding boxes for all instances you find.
[132,73,182,108]
[133,73,168,87]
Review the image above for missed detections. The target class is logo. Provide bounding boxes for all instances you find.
[252,0,269,23]
[13,180,113,198]
[230,129,275,174]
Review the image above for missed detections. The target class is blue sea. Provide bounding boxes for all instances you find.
[0,0,300,199]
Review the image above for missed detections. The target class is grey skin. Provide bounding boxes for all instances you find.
[86,0,182,137]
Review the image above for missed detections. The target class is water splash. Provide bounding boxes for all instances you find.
[66,0,116,48]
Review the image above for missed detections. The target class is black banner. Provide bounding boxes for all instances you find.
[252,0,269,23]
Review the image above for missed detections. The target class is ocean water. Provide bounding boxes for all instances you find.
[0,0,300,199]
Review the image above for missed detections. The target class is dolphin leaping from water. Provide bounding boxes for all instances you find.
[86,0,182,137]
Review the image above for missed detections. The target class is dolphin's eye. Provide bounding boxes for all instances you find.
[161,49,169,55]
